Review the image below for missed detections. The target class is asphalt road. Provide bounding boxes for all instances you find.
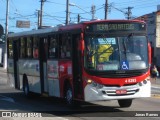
[0,69,160,120]
[0,83,160,120]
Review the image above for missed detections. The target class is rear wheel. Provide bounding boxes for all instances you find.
[23,76,30,97]
[118,99,132,108]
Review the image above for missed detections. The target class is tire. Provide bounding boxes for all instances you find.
[64,83,81,108]
[65,85,73,105]
[118,99,132,108]
[23,76,30,98]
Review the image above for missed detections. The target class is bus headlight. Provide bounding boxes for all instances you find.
[86,79,92,84]
[87,79,103,89]
[85,77,104,89]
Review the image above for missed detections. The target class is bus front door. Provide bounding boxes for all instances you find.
[13,40,20,89]
[72,34,83,100]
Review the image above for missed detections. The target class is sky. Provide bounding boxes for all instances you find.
[0,0,160,33]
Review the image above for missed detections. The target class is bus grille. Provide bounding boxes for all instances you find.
[102,88,139,96]
[86,69,148,78]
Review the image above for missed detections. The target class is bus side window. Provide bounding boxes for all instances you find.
[8,39,13,58]
[20,37,26,58]
[66,36,71,58]
[33,37,39,59]
[49,36,58,58]
[26,37,33,58]
[59,34,71,59]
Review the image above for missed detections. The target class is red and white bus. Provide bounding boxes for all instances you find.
[7,20,151,107]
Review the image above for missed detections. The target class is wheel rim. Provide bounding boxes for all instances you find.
[66,88,72,104]
[24,84,28,95]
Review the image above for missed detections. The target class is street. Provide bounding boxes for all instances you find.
[0,69,160,120]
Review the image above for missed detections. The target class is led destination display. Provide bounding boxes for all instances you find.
[86,22,146,32]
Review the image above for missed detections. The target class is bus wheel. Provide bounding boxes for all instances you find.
[118,99,132,108]
[23,76,30,97]
[65,85,74,107]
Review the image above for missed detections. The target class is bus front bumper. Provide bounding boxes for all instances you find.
[84,80,151,102]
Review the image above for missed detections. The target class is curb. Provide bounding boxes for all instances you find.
[151,86,160,89]
[151,94,160,98]
[0,68,7,73]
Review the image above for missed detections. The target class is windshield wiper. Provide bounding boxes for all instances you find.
[122,33,133,59]
[124,33,133,51]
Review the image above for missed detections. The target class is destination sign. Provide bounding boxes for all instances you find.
[97,24,134,31]
[85,22,146,32]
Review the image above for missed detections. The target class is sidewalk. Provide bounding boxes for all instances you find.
[0,67,9,90]
[0,67,8,84]
[150,77,160,88]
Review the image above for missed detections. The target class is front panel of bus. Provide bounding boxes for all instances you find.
[83,21,151,101]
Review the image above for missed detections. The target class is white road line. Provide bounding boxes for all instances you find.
[0,95,15,103]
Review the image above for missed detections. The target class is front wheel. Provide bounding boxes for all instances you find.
[118,99,132,108]
[65,85,74,107]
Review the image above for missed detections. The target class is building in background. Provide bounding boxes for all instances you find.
[136,5,160,70]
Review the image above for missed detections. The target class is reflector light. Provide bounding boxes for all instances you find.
[87,79,92,84]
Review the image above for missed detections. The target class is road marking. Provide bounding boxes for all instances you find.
[0,95,15,103]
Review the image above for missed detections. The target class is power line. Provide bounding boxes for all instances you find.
[45,0,65,6]
[10,0,19,12]
[43,11,64,24]
[114,0,159,6]
[69,5,104,15]
[44,15,66,19]
[134,3,159,8]
[135,4,159,9]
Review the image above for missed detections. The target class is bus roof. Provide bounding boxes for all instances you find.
[8,19,145,38]
[8,26,59,38]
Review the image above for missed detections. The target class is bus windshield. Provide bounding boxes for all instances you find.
[84,34,148,71]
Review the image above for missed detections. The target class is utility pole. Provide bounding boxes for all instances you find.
[126,7,133,20]
[38,10,41,28]
[40,0,46,28]
[77,14,80,23]
[4,0,9,69]
[105,0,108,19]
[66,0,69,25]
[91,4,96,20]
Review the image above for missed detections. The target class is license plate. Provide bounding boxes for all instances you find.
[116,89,127,94]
